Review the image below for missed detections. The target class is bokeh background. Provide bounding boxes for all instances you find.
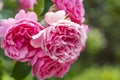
[0,0,120,80]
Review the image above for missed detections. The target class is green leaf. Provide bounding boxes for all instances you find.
[33,77,38,80]
[1,71,15,80]
[11,62,31,80]
[34,0,44,20]
[41,0,53,15]
[23,73,33,80]
[0,70,3,80]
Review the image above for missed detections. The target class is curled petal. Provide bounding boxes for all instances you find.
[0,18,15,37]
[45,10,66,25]
[30,30,45,48]
[15,10,37,21]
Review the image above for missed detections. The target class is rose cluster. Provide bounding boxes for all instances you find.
[0,0,88,80]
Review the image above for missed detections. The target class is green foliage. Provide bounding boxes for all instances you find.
[42,0,53,15]
[11,62,31,80]
[23,73,33,80]
[34,0,44,20]
[86,28,107,54]
[1,71,15,80]
[0,10,15,21]
[3,0,17,10]
[0,0,16,21]
[72,66,120,80]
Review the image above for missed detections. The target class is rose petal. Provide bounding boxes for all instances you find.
[45,10,66,25]
[15,10,37,21]
[0,18,15,37]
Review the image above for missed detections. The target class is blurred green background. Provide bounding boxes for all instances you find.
[0,0,120,80]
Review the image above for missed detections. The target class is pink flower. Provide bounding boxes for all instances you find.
[31,20,87,63]
[0,10,44,62]
[18,0,36,10]
[52,0,85,24]
[31,51,72,80]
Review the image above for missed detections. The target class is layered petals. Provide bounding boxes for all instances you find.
[52,0,85,24]
[0,10,44,62]
[31,20,87,63]
[31,53,72,80]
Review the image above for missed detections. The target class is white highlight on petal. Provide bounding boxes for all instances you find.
[45,10,66,25]
[30,30,45,48]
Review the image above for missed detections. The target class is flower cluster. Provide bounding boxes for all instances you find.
[0,0,88,80]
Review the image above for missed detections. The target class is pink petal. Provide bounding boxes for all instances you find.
[0,18,15,37]
[18,0,36,10]
[15,10,26,20]
[26,12,37,21]
[19,46,28,58]
[54,10,66,21]
[30,30,44,48]
[15,9,37,21]
[30,38,43,48]
[45,12,55,25]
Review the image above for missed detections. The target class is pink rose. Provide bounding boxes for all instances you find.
[31,52,72,80]
[52,0,85,24]
[0,10,44,62]
[18,0,36,10]
[31,20,87,63]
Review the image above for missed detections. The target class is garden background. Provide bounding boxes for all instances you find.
[0,0,120,80]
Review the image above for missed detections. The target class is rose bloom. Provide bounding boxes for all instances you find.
[52,0,85,24]
[31,51,73,80]
[31,20,87,63]
[18,0,36,10]
[0,10,44,62]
